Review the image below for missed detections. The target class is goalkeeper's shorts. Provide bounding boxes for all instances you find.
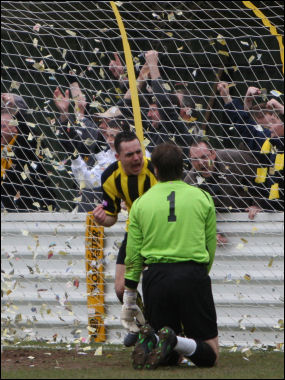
[142,260,218,341]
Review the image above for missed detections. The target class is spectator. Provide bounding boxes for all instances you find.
[108,50,202,165]
[184,139,261,217]
[121,142,218,369]
[53,85,106,156]
[1,94,59,212]
[217,82,284,213]
[70,120,126,211]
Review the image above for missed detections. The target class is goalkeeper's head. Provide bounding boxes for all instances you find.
[151,142,183,182]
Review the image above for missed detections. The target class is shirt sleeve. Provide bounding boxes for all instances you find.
[204,193,217,273]
[124,200,144,287]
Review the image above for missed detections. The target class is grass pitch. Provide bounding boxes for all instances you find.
[1,345,284,379]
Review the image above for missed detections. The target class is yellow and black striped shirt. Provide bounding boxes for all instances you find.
[101,157,157,224]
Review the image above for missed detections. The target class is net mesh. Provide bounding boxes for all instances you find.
[1,1,284,349]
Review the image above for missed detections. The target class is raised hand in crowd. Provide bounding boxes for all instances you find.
[217,82,233,105]
[109,52,125,79]
[53,87,70,122]
[244,86,262,111]
[266,98,284,115]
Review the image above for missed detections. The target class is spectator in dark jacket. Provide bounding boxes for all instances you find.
[184,139,261,219]
[217,82,284,214]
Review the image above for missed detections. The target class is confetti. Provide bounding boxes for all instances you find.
[162,83,171,91]
[266,257,276,270]
[66,29,77,36]
[270,90,282,97]
[99,68,105,78]
[217,34,227,46]
[94,346,103,356]
[10,81,21,90]
[218,50,229,57]
[240,41,249,46]
[168,12,176,21]
[33,61,45,72]
[196,176,205,185]
[33,38,38,48]
[248,55,255,64]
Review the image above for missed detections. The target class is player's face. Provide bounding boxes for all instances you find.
[117,139,144,175]
[190,143,216,178]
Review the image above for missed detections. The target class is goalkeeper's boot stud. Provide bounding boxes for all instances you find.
[123,331,139,347]
[145,326,177,370]
[132,324,157,370]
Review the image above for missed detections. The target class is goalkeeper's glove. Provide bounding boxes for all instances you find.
[120,289,145,333]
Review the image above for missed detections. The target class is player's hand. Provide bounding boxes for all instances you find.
[120,290,145,332]
[92,204,107,225]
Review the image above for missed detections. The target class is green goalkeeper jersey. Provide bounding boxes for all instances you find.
[125,180,217,287]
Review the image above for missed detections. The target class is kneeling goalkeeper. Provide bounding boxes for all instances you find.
[121,142,219,369]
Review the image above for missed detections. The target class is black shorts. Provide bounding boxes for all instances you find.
[116,232,128,265]
[142,261,218,341]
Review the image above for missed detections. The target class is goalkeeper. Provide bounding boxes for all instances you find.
[121,142,218,370]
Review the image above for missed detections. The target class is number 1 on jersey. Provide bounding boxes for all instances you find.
[167,191,176,222]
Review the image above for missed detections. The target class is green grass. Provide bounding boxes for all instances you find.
[1,347,284,379]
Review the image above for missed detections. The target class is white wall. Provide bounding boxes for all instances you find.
[1,212,284,347]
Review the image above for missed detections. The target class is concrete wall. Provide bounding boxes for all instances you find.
[1,212,284,347]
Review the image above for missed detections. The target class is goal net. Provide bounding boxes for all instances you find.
[1,1,284,350]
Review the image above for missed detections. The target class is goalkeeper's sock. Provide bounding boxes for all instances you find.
[174,336,197,357]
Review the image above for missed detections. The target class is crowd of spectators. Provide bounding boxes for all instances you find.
[1,49,284,220]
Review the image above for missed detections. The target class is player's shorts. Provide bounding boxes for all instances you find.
[142,260,218,341]
[116,232,127,265]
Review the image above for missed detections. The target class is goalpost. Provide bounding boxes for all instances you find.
[1,1,284,349]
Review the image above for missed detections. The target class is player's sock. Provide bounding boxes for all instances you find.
[174,336,197,356]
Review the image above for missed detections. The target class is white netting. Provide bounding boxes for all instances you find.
[1,1,284,348]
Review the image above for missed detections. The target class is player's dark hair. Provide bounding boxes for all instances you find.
[114,131,139,154]
[151,142,183,181]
